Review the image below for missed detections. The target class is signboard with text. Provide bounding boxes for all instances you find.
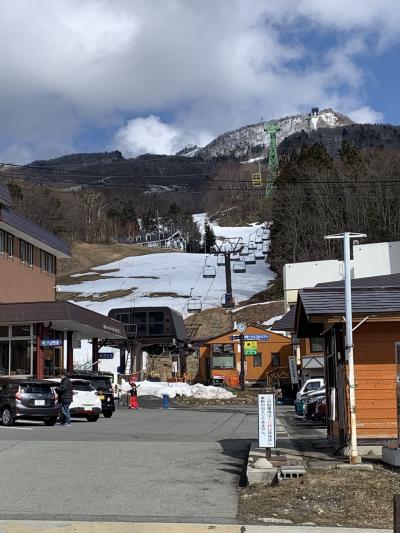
[98,352,114,360]
[258,393,276,448]
[288,356,298,384]
[230,334,270,341]
[41,339,63,347]
[244,341,258,355]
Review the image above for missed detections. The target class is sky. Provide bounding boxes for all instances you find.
[1,0,400,163]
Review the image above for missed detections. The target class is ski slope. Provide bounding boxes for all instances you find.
[58,218,274,319]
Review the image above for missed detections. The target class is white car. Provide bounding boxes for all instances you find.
[49,378,102,422]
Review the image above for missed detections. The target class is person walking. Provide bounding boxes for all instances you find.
[129,383,139,409]
[58,372,74,426]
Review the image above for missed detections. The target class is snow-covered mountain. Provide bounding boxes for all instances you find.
[191,108,353,160]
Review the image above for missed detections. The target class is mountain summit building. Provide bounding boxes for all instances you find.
[0,183,126,378]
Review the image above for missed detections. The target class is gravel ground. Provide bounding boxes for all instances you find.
[239,465,400,528]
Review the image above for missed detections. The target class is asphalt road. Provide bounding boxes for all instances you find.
[0,399,257,523]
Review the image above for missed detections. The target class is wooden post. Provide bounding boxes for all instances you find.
[394,495,400,533]
[66,331,73,372]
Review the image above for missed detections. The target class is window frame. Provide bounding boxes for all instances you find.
[310,337,325,353]
[253,353,262,367]
[271,352,280,367]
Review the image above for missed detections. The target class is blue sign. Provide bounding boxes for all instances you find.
[41,339,63,347]
[230,334,270,341]
[98,352,114,360]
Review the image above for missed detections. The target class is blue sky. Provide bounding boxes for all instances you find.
[0,0,399,162]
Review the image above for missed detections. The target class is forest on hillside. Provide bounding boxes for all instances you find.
[268,142,400,273]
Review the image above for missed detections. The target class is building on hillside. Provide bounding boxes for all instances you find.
[132,230,184,249]
[283,240,400,312]
[197,325,292,392]
[295,275,400,452]
[0,183,126,378]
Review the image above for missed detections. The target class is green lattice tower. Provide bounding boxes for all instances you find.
[264,122,280,198]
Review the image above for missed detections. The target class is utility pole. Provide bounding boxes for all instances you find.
[239,333,245,391]
[324,232,366,464]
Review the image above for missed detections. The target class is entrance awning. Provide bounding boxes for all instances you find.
[0,301,126,340]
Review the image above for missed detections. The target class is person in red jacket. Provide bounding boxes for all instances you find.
[129,383,139,409]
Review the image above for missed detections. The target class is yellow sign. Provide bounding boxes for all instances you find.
[244,341,258,355]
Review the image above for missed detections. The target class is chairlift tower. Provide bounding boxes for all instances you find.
[264,122,280,198]
[212,239,243,308]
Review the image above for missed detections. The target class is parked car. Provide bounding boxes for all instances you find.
[303,387,326,419]
[295,378,324,415]
[67,371,115,418]
[49,378,102,422]
[0,378,59,426]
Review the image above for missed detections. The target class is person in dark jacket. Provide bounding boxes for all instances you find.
[58,373,73,426]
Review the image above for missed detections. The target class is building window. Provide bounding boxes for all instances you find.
[27,244,33,267]
[40,250,55,274]
[253,353,262,367]
[211,343,235,369]
[19,240,26,263]
[271,353,280,367]
[148,311,164,335]
[310,337,324,353]
[0,324,33,376]
[6,233,13,257]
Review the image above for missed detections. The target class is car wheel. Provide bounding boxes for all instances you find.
[103,413,113,418]
[2,407,14,426]
[43,417,58,426]
[86,415,99,422]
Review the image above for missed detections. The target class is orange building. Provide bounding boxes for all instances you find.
[295,279,400,450]
[198,325,291,386]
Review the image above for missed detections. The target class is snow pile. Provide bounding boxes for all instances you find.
[122,380,236,400]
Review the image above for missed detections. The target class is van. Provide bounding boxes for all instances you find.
[295,378,324,415]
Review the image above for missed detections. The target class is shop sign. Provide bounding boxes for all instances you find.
[244,341,257,355]
[98,352,114,359]
[41,339,63,347]
[230,334,270,341]
[258,393,276,448]
[171,361,178,373]
[288,356,298,384]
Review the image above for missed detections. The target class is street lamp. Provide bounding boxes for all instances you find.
[324,232,367,464]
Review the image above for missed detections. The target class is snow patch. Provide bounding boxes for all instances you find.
[122,380,236,400]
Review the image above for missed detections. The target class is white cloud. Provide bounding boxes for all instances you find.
[113,115,212,157]
[0,0,397,160]
[349,106,384,124]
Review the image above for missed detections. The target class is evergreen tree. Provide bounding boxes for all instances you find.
[204,222,216,252]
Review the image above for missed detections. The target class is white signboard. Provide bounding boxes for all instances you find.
[171,361,178,373]
[258,394,276,448]
[288,356,298,384]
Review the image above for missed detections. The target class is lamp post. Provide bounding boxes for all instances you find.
[324,232,366,464]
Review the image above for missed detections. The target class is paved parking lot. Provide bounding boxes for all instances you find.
[0,400,257,523]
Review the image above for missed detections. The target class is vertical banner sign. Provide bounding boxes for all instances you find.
[258,394,276,448]
[288,356,298,384]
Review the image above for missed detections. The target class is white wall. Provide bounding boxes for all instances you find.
[283,259,351,311]
[354,241,400,278]
[283,240,400,312]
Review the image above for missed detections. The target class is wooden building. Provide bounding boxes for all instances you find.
[197,325,291,386]
[295,275,400,450]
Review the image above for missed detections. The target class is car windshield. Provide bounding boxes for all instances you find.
[87,378,112,391]
[72,382,95,392]
[22,384,52,394]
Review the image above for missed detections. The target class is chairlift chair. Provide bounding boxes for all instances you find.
[262,231,269,241]
[251,172,263,187]
[255,250,265,260]
[187,298,202,313]
[255,236,263,244]
[203,265,216,278]
[217,255,225,266]
[248,242,257,250]
[262,244,268,253]
[231,253,240,261]
[233,261,246,273]
[240,246,249,256]
[245,253,256,264]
